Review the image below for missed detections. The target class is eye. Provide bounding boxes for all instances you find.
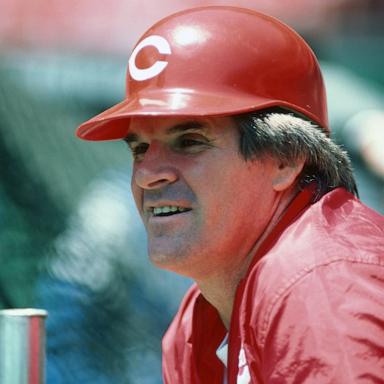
[175,134,211,152]
[179,138,202,147]
[129,142,149,161]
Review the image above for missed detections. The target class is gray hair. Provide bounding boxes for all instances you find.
[234,109,358,199]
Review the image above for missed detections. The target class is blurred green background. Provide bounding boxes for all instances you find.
[0,0,383,383]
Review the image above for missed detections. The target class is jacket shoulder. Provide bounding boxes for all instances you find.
[239,189,384,381]
[239,191,384,382]
[243,189,384,344]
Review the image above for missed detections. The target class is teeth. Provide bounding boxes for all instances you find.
[153,206,188,216]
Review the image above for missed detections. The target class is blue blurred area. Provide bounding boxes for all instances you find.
[36,170,191,383]
[0,55,191,382]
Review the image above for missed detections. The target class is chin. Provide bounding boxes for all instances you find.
[148,247,181,265]
[148,247,197,277]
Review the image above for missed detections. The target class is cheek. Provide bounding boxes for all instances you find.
[208,166,273,225]
[197,167,246,224]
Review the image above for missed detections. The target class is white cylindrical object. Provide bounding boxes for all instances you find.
[0,309,47,384]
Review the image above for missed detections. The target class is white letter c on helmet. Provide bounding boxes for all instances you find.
[128,35,172,81]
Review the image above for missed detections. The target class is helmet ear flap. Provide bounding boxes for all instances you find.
[77,6,328,141]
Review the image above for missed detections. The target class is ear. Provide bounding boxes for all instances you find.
[272,159,305,192]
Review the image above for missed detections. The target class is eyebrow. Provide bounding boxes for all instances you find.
[124,133,139,144]
[124,121,205,144]
[167,121,205,134]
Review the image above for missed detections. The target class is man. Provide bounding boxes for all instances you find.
[76,6,384,383]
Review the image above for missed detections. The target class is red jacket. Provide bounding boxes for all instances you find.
[162,188,384,383]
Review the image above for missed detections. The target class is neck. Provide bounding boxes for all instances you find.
[195,186,301,329]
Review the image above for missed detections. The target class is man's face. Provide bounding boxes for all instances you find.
[128,116,280,279]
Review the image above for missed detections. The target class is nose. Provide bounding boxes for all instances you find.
[133,142,178,190]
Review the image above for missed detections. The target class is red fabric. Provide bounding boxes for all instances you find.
[29,317,42,384]
[162,188,384,383]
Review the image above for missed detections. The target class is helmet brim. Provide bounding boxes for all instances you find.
[76,89,296,141]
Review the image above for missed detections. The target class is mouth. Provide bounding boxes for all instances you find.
[150,205,192,217]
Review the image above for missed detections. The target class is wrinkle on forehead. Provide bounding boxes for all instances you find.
[127,116,236,140]
[126,117,209,143]
[124,120,206,145]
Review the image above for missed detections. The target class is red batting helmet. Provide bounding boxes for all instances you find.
[76,6,328,140]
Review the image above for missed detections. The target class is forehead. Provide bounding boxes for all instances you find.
[127,115,237,139]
